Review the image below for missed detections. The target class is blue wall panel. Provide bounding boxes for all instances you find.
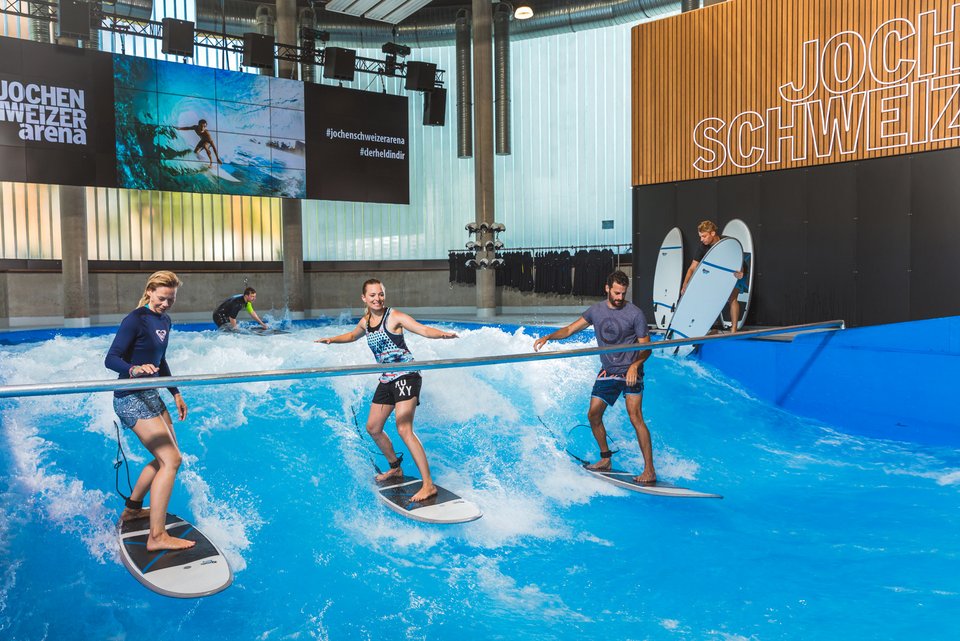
[698,317,960,446]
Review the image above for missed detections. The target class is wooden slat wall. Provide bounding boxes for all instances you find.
[633,0,960,185]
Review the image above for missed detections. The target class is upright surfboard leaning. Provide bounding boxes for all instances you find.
[118,513,233,598]
[720,219,754,331]
[665,237,744,356]
[652,227,684,330]
[376,474,483,524]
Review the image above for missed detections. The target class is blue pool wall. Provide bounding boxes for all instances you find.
[697,315,960,446]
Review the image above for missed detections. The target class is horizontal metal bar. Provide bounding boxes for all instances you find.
[0,320,844,399]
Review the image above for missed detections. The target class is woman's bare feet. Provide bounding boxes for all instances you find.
[375,466,403,483]
[409,483,438,503]
[120,506,151,522]
[586,457,612,471]
[634,470,657,484]
[146,532,196,552]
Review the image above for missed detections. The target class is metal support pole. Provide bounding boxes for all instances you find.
[472,0,498,318]
[276,0,297,79]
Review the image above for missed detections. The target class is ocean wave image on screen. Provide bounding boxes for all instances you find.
[113,57,305,198]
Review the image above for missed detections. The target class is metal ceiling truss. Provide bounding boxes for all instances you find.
[1,0,444,85]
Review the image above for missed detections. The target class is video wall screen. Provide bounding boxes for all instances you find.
[0,36,410,204]
[305,84,409,204]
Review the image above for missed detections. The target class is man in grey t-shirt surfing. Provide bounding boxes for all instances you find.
[533,270,655,482]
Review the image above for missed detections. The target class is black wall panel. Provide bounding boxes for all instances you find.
[856,157,911,326]
[675,178,717,266]
[632,183,676,319]
[756,170,807,326]
[806,163,857,324]
[633,148,958,329]
[717,173,762,231]
[910,149,960,321]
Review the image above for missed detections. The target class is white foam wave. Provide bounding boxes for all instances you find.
[1,415,116,563]
[180,463,262,573]
[447,555,590,622]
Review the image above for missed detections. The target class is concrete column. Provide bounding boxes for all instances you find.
[0,272,9,329]
[281,198,305,319]
[276,0,298,79]
[59,185,90,327]
[472,0,498,318]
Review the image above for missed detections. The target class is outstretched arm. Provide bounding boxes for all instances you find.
[680,260,700,295]
[533,317,589,352]
[391,310,458,339]
[315,320,365,344]
[248,306,268,329]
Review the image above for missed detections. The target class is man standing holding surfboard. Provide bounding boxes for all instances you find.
[533,271,656,483]
[681,220,746,332]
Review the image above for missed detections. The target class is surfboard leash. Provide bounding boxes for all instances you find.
[112,420,134,502]
[536,416,618,466]
[350,403,384,475]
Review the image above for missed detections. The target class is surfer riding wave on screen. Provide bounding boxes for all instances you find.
[314,278,458,503]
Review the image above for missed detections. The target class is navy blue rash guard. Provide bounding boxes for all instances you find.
[105,306,180,398]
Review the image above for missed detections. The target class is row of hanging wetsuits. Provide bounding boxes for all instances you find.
[447,249,622,296]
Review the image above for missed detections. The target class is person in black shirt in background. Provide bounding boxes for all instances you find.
[213,287,269,331]
[680,220,745,332]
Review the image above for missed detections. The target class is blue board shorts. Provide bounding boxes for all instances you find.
[591,370,644,406]
[114,389,168,429]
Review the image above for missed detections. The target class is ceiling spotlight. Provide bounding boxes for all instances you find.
[382,42,411,57]
[301,27,330,42]
[514,3,534,19]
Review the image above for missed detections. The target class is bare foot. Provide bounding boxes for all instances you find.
[409,483,438,503]
[146,532,196,552]
[586,457,611,471]
[375,466,403,483]
[120,507,150,522]
[634,470,657,484]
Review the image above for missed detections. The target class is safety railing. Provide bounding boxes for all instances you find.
[0,320,844,399]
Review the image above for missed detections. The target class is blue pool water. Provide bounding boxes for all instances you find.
[0,321,958,640]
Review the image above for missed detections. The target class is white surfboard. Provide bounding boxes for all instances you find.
[583,466,722,498]
[666,237,744,356]
[652,227,684,330]
[215,163,241,183]
[376,475,482,524]
[720,219,754,330]
[118,512,233,598]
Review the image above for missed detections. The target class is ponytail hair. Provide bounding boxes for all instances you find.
[361,278,383,324]
[138,270,182,307]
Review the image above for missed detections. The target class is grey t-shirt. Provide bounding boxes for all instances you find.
[582,301,649,375]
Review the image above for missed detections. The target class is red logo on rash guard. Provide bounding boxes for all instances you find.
[155,330,167,341]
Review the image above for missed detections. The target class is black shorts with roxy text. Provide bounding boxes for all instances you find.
[372,373,422,406]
